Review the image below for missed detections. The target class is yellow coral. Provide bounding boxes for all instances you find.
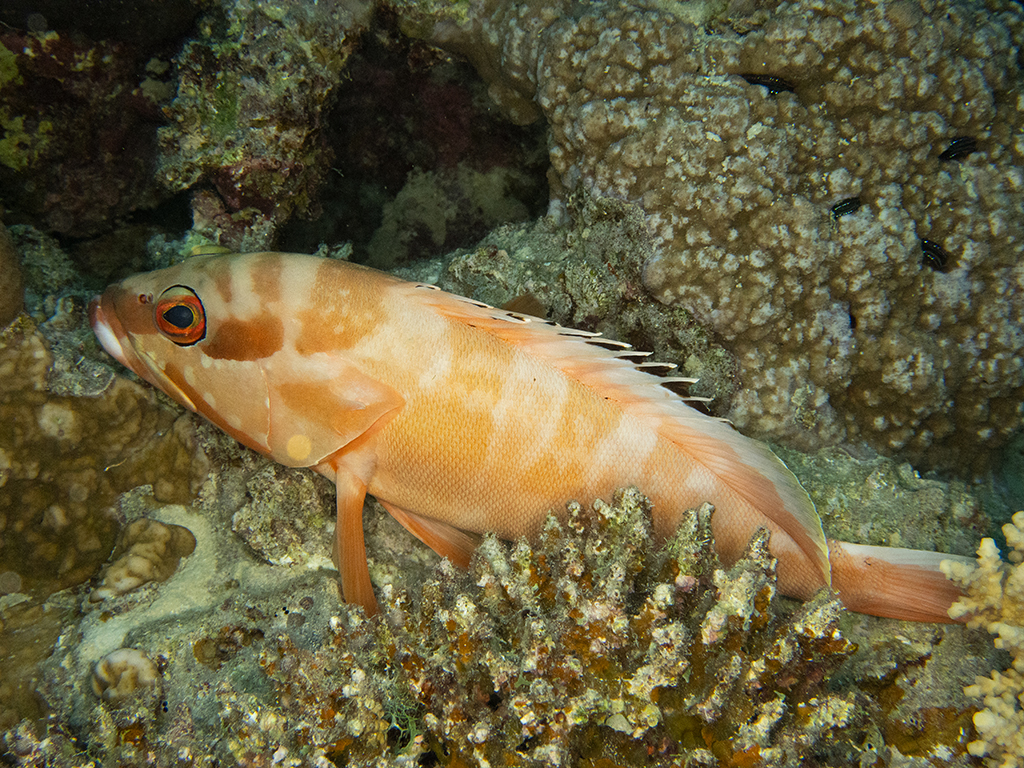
[942,511,1024,768]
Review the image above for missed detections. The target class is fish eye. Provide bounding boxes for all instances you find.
[154,285,206,346]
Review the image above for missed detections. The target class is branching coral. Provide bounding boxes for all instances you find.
[256,491,866,767]
[943,512,1024,767]
[7,483,990,766]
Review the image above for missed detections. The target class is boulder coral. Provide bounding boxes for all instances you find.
[398,0,1024,469]
[0,315,205,598]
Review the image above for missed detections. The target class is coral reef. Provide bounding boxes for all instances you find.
[89,518,197,602]
[0,231,207,734]
[439,194,739,403]
[283,16,549,267]
[377,493,862,766]
[0,25,169,236]
[0,596,75,735]
[6,225,139,399]
[3,3,1021,764]
[2,0,546,261]
[364,164,540,268]
[398,0,1024,470]
[5,485,993,766]
[943,511,1024,767]
[777,446,986,557]
[156,0,372,252]
[231,461,336,569]
[0,314,205,599]
[0,220,22,327]
[9,226,82,317]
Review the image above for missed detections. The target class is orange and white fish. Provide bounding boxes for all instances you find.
[89,252,967,621]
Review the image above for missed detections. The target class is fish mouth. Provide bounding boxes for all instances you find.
[89,294,132,369]
[89,290,199,412]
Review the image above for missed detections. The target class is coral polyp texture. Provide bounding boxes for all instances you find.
[0,316,202,598]
[943,511,1024,768]
[403,0,1024,468]
[89,518,197,602]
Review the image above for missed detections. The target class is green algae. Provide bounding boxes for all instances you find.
[0,113,53,172]
[0,43,22,91]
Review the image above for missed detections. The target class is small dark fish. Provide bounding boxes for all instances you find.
[830,197,862,219]
[920,239,951,272]
[741,74,796,95]
[939,137,978,161]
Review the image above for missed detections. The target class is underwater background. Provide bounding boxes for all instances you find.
[1,0,1023,765]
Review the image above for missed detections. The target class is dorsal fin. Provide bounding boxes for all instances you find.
[409,282,830,586]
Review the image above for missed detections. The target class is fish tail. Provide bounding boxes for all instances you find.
[827,539,970,623]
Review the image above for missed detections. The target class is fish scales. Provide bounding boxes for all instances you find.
[90,252,970,622]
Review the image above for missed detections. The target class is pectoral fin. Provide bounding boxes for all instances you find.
[335,471,379,616]
[263,357,403,468]
[380,501,481,569]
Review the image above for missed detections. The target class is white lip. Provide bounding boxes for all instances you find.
[89,296,201,412]
[89,298,130,368]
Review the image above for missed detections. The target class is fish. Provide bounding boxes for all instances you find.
[89,251,969,622]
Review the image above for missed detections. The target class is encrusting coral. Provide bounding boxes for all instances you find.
[943,511,1024,767]
[396,0,1024,470]
[157,0,372,251]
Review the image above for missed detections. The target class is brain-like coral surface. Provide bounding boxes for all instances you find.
[411,0,1024,468]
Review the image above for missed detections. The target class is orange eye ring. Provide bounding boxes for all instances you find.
[155,285,206,345]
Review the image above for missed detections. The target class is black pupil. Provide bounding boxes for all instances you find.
[163,304,195,329]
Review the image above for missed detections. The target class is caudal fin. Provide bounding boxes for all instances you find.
[828,540,971,623]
